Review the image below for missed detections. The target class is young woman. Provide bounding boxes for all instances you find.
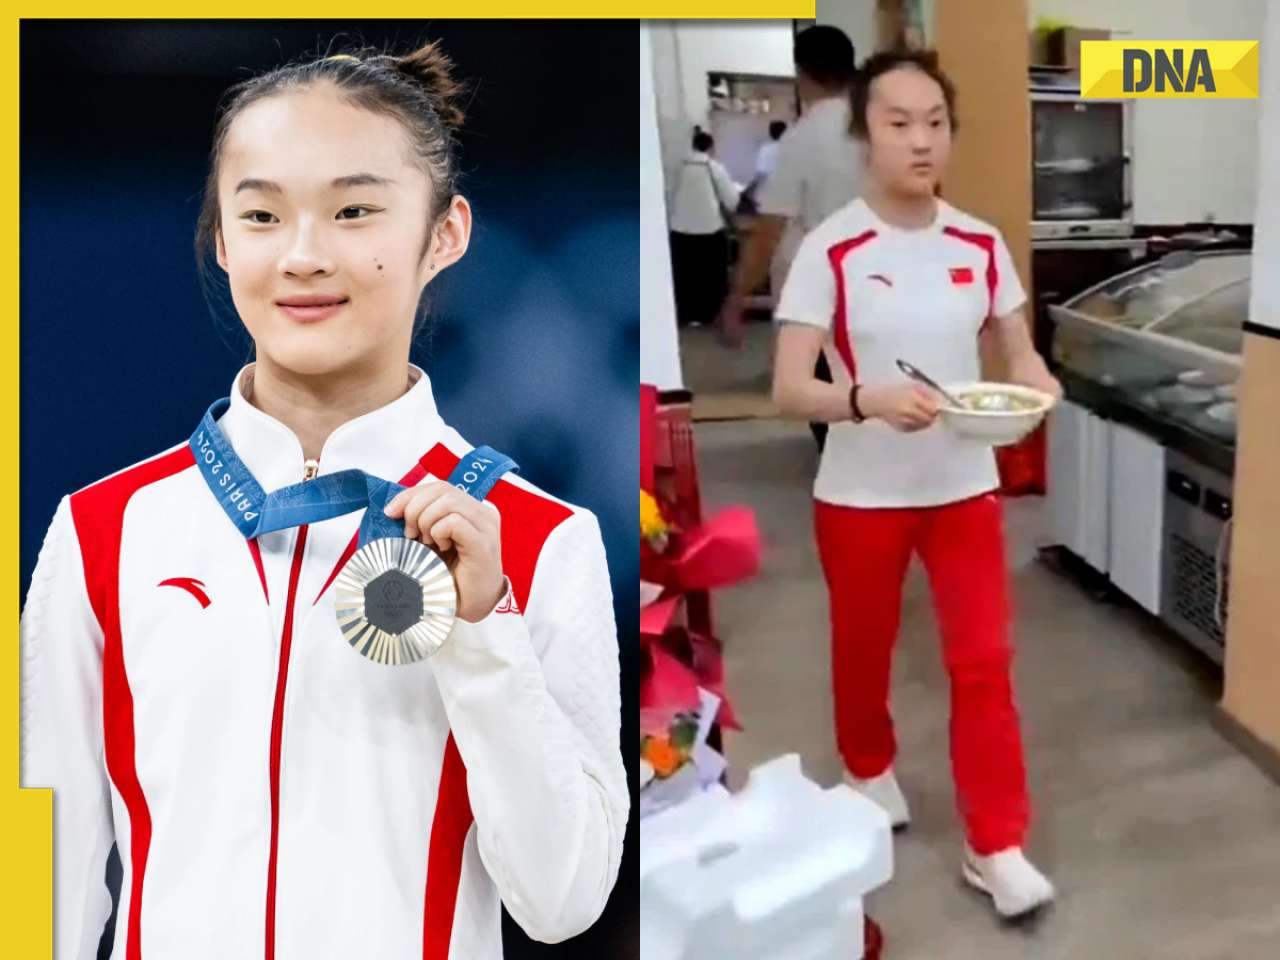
[772,49,1059,918]
[21,42,627,959]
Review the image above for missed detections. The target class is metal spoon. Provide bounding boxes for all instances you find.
[896,359,966,409]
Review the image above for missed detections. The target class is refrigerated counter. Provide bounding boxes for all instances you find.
[1047,250,1244,663]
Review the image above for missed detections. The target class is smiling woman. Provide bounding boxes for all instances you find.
[20,36,628,960]
[194,44,474,441]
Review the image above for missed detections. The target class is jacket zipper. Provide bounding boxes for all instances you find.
[264,458,319,959]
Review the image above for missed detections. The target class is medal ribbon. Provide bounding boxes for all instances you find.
[191,398,518,545]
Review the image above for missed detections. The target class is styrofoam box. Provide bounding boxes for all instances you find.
[641,754,894,960]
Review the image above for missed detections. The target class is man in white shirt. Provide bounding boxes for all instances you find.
[719,25,865,344]
[668,127,742,327]
[754,120,787,181]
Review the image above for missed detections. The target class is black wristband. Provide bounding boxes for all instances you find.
[849,383,865,423]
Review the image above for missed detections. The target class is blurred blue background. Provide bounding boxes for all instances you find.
[20,20,638,959]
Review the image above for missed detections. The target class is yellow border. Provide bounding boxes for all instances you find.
[18,4,814,16]
[3,8,810,954]
[5,12,52,952]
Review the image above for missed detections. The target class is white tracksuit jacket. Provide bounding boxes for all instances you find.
[20,366,628,960]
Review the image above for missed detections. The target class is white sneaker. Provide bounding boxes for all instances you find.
[962,845,1055,918]
[843,767,911,828]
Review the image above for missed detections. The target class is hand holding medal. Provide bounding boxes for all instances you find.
[192,398,517,666]
[332,447,516,664]
[382,481,506,623]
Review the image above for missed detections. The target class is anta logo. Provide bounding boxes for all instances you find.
[949,267,974,285]
[495,589,520,615]
[867,274,893,287]
[158,577,211,609]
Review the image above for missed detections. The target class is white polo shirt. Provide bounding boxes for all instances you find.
[776,197,1026,508]
[755,139,781,179]
[668,151,741,236]
[757,97,864,291]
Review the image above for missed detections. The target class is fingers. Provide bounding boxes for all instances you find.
[901,416,933,432]
[427,511,491,556]
[393,482,500,544]
[897,385,940,431]
[386,483,452,540]
[384,480,449,523]
[910,384,942,413]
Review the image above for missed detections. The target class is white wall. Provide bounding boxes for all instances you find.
[1247,0,1279,330]
[648,23,691,199]
[673,21,796,122]
[649,21,795,187]
[1032,0,1264,224]
[815,0,880,63]
[640,24,684,390]
[653,13,881,186]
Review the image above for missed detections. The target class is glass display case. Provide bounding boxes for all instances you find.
[1049,249,1246,665]
[1048,250,1248,447]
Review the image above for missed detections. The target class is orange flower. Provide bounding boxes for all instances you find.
[643,736,683,778]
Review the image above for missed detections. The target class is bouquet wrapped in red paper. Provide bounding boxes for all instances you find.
[639,489,759,813]
[641,490,760,595]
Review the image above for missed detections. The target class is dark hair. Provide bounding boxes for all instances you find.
[692,128,714,153]
[768,120,787,140]
[851,48,958,141]
[193,38,469,343]
[794,25,856,90]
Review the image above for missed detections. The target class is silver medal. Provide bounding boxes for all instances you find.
[333,537,458,665]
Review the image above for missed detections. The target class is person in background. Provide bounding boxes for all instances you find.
[754,119,787,183]
[771,49,1061,920]
[719,25,863,350]
[736,119,788,218]
[668,126,742,328]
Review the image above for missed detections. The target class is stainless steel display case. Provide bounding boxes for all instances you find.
[1031,90,1133,240]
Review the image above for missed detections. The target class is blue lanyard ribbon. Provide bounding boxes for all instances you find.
[191,398,518,545]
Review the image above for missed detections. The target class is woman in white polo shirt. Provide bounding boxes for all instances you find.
[772,49,1060,918]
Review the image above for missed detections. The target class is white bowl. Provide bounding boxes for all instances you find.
[939,381,1056,447]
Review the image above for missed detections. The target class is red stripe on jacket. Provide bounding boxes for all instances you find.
[826,230,879,380]
[70,446,196,960]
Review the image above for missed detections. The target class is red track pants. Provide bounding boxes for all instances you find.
[814,493,1030,855]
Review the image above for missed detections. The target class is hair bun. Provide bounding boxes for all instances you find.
[395,40,466,132]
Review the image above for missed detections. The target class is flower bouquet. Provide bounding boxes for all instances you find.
[639,690,728,819]
[639,486,757,817]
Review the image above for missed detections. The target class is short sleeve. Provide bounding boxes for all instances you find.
[757,128,804,219]
[991,231,1027,317]
[774,229,835,330]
